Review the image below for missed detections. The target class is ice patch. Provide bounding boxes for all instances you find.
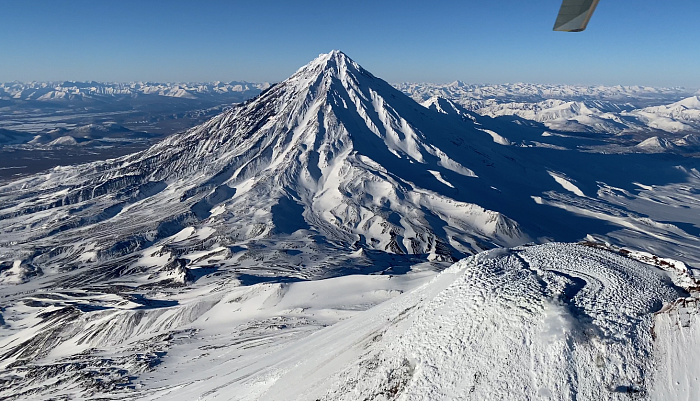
[427,170,454,188]
[548,171,585,197]
[210,205,226,217]
[633,182,654,191]
[477,128,512,145]
[171,227,195,242]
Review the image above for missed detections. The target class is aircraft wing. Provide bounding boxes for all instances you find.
[553,0,601,32]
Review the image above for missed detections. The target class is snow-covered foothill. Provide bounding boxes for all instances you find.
[628,96,700,133]
[47,135,79,146]
[636,136,679,153]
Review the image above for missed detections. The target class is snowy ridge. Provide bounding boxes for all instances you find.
[420,96,477,122]
[397,81,693,105]
[626,96,700,133]
[468,99,634,133]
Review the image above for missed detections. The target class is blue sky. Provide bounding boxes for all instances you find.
[1,0,698,87]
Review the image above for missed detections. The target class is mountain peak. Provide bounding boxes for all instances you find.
[315,49,351,64]
[326,49,347,58]
[288,50,372,86]
[677,95,700,109]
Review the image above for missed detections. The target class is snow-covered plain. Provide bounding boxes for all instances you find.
[1,51,700,399]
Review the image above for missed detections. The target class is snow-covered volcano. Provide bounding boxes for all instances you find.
[3,50,700,290]
[2,51,700,400]
[0,51,529,287]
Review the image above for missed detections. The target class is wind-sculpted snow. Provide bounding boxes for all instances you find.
[2,243,689,400]
[57,243,685,401]
[651,297,700,400]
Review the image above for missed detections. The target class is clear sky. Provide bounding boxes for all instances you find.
[1,0,699,87]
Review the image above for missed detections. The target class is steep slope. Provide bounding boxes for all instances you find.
[420,96,477,122]
[651,295,700,400]
[3,51,700,290]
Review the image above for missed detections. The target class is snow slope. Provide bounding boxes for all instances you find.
[627,96,700,133]
[651,296,700,400]
[254,243,688,401]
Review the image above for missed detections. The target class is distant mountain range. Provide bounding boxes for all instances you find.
[4,80,698,138]
[0,81,270,102]
[0,81,270,101]
[399,82,700,135]
[5,80,692,105]
[472,96,700,135]
[396,81,696,106]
